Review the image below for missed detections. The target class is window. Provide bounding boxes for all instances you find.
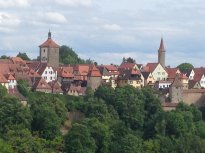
[50,77,52,80]
[158,72,161,75]
[43,49,45,53]
[44,77,47,80]
[50,71,52,74]
[162,72,165,75]
[45,71,47,74]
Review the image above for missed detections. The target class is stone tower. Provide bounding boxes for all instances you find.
[39,31,60,67]
[169,74,183,103]
[158,38,166,68]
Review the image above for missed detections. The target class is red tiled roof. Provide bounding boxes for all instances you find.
[57,66,74,78]
[193,73,203,82]
[0,59,13,64]
[166,68,180,79]
[131,69,141,75]
[146,63,158,72]
[11,57,26,65]
[88,65,102,77]
[36,63,54,76]
[74,65,90,76]
[39,38,60,48]
[33,77,52,90]
[119,62,136,70]
[26,61,41,71]
[4,74,15,80]
[104,65,118,71]
[0,73,8,83]
[27,69,41,77]
[194,67,205,75]
[48,80,63,93]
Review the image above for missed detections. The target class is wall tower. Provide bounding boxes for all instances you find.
[39,31,60,67]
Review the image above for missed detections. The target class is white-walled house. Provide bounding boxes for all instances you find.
[37,63,57,83]
[145,63,168,81]
[155,80,172,90]
[4,74,17,89]
[187,69,195,80]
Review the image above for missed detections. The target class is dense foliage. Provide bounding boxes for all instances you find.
[1,84,205,152]
[177,62,194,73]
[122,57,136,63]
[59,45,96,65]
[16,52,31,61]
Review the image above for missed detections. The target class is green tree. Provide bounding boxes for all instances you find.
[59,45,85,64]
[0,139,14,153]
[112,86,144,130]
[95,85,115,104]
[64,123,96,153]
[142,87,164,139]
[177,63,194,73]
[0,84,7,99]
[31,104,61,140]
[0,96,32,135]
[17,79,29,97]
[0,55,9,59]
[17,52,31,61]
[165,111,193,137]
[6,128,45,153]
[30,95,67,140]
[83,118,111,153]
[122,57,136,63]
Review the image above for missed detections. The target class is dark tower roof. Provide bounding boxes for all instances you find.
[158,38,165,52]
[39,31,60,48]
[48,30,51,39]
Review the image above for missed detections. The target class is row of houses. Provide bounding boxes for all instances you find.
[1,57,205,99]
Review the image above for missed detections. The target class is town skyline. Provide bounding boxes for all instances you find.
[0,0,205,67]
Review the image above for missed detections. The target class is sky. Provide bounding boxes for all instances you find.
[0,0,205,67]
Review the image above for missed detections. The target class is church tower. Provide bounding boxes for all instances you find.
[158,38,166,68]
[39,31,60,67]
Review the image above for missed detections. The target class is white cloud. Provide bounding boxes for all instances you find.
[0,12,21,27]
[0,0,29,8]
[103,24,122,32]
[33,12,67,24]
[54,0,92,7]
[45,12,67,24]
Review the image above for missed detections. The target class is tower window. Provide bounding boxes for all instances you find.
[44,49,45,53]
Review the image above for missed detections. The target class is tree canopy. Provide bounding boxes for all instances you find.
[177,63,194,72]
[16,52,31,61]
[122,57,136,63]
[0,85,205,152]
[59,45,96,65]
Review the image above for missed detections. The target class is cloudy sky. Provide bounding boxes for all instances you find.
[0,0,205,67]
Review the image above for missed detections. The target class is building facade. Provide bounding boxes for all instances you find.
[39,31,60,68]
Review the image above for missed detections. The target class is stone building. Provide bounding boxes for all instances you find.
[87,65,102,90]
[169,74,184,103]
[39,31,60,68]
[158,38,166,68]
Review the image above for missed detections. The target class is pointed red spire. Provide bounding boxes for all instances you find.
[158,38,165,52]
